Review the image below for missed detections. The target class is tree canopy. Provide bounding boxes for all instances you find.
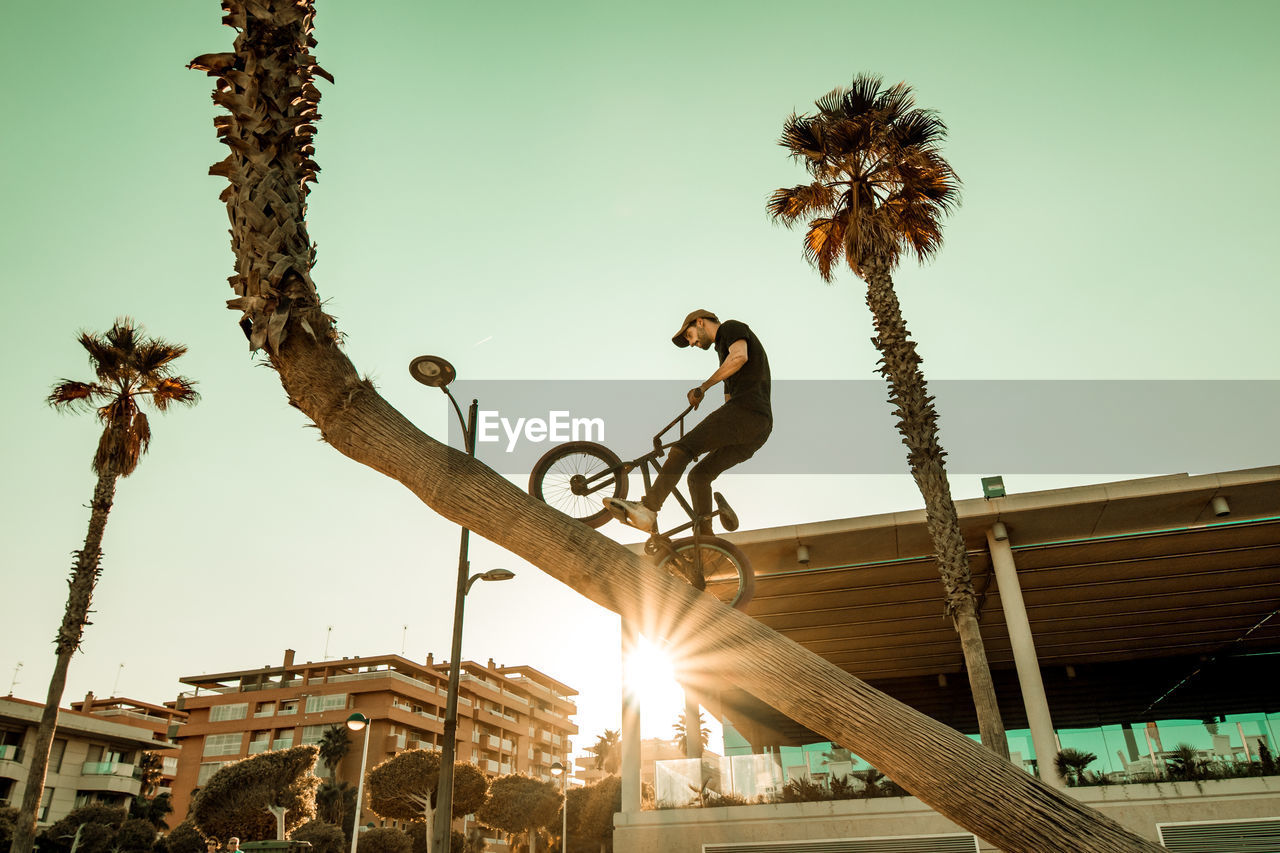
[565,776,620,853]
[160,820,208,853]
[356,827,411,853]
[290,820,346,853]
[475,775,560,851]
[191,745,321,841]
[367,750,488,822]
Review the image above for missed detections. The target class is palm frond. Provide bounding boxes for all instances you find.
[135,340,189,377]
[804,218,846,282]
[148,377,201,411]
[766,183,834,224]
[892,108,949,151]
[841,74,886,118]
[815,85,848,116]
[778,113,824,161]
[78,331,126,383]
[48,380,107,411]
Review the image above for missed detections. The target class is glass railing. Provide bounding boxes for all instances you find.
[81,761,135,777]
[680,711,1280,809]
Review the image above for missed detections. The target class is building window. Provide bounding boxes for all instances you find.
[39,787,54,821]
[304,694,347,714]
[273,731,295,750]
[300,726,326,746]
[197,762,230,785]
[203,733,243,757]
[48,739,67,773]
[0,777,14,807]
[209,703,249,722]
[254,702,276,717]
[278,701,299,716]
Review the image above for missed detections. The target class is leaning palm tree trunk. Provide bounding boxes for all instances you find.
[187,4,1162,850]
[865,262,1006,757]
[10,473,117,853]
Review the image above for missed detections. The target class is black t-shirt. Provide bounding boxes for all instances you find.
[715,320,771,419]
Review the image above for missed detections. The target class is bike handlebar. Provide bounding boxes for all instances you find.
[653,404,697,452]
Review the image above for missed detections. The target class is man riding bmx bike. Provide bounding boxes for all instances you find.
[605,309,773,542]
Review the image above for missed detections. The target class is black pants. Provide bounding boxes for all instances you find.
[644,404,772,531]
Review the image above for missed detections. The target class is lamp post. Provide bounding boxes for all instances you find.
[409,353,516,853]
[347,712,371,853]
[550,761,568,853]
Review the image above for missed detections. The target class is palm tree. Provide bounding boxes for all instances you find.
[589,730,620,776]
[136,752,165,798]
[673,712,709,755]
[9,320,197,853]
[186,12,1166,851]
[317,725,351,781]
[767,74,1006,758]
[1054,748,1098,786]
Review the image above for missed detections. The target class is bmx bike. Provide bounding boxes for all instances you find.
[527,405,754,610]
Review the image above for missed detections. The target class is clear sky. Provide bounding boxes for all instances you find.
[1,0,1277,763]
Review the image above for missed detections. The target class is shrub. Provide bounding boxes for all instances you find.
[356,827,412,853]
[290,821,345,853]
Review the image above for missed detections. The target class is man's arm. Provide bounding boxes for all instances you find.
[689,339,748,407]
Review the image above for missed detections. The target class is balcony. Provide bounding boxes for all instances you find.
[387,734,407,751]
[77,762,141,794]
[82,761,135,777]
[248,741,270,755]
[272,738,293,750]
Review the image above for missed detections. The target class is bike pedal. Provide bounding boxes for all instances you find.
[714,492,739,532]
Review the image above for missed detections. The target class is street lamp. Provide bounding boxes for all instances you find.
[347,712,371,853]
[430,566,515,850]
[413,350,519,853]
[550,761,568,852]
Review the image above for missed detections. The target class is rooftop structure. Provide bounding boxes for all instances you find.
[615,466,1280,852]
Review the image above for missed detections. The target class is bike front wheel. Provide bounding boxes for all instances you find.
[657,536,754,611]
[528,441,628,529]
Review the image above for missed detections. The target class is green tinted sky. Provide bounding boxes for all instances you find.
[1,1,1276,745]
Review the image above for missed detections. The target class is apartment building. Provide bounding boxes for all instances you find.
[169,650,578,827]
[0,696,176,826]
[69,693,188,795]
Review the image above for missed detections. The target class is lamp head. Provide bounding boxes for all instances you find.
[409,355,457,388]
[481,568,516,583]
[550,761,564,776]
[346,712,369,732]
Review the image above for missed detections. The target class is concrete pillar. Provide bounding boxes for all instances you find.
[683,690,703,759]
[620,619,641,813]
[987,526,1063,787]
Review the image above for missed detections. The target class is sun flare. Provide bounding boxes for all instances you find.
[624,636,685,727]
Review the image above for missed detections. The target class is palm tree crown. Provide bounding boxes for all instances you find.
[48,318,199,477]
[768,74,960,281]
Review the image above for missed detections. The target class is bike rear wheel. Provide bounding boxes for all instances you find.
[528,441,627,529]
[657,536,754,610]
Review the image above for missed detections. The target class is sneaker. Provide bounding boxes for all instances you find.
[604,498,657,533]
